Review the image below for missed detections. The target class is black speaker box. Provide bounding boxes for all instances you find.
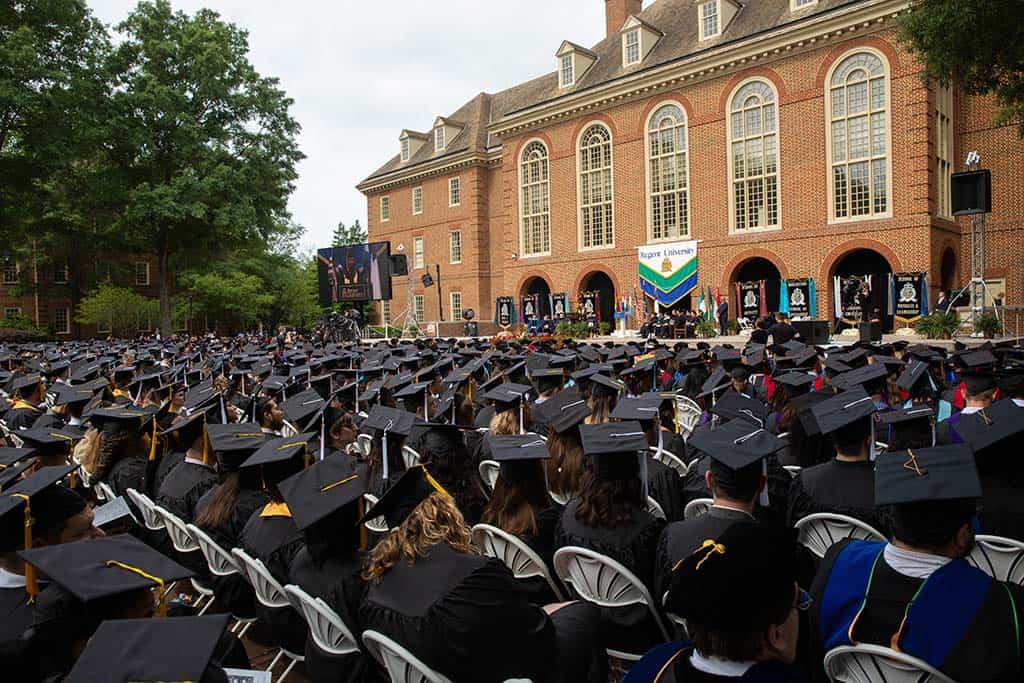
[859,321,883,344]
[793,320,830,345]
[951,170,992,216]
[390,254,408,276]
[421,273,434,288]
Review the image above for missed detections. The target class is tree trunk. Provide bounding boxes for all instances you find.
[157,246,172,337]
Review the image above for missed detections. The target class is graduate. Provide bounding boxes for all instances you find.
[156,409,218,522]
[6,374,44,431]
[809,444,1024,682]
[533,386,590,504]
[362,405,415,497]
[612,396,686,522]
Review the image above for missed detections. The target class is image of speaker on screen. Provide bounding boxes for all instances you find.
[316,242,392,304]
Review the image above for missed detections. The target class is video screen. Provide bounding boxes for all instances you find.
[316,242,392,304]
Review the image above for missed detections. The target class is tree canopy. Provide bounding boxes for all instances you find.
[332,219,367,247]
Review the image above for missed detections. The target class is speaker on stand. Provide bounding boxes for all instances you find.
[462,309,477,337]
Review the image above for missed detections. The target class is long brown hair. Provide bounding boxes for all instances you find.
[481,460,551,537]
[586,395,614,424]
[546,428,584,498]
[194,471,242,531]
[574,470,643,529]
[363,491,475,583]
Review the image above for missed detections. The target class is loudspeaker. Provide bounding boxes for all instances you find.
[793,320,830,345]
[390,254,408,276]
[462,308,475,321]
[421,273,434,287]
[463,322,478,337]
[859,321,882,344]
[951,170,992,216]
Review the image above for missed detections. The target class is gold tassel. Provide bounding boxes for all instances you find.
[201,414,210,466]
[147,417,159,462]
[105,560,166,617]
[11,494,36,601]
[693,539,727,571]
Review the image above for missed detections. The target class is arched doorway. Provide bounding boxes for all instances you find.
[521,276,552,317]
[830,248,894,331]
[732,257,782,315]
[940,248,957,294]
[581,271,615,325]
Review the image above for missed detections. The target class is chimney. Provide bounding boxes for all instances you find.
[605,0,642,38]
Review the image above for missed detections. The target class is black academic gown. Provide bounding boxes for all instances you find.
[157,460,218,523]
[0,582,30,649]
[287,548,373,683]
[6,406,41,432]
[785,459,880,531]
[105,455,148,497]
[648,457,686,523]
[152,450,185,496]
[654,509,757,602]
[555,500,666,653]
[682,455,791,527]
[809,539,1024,683]
[359,544,556,683]
[625,643,805,683]
[239,505,307,654]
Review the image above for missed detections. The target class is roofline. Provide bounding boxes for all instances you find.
[356,150,501,194]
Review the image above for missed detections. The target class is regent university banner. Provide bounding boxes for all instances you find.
[495,297,515,328]
[638,240,698,307]
[890,273,929,321]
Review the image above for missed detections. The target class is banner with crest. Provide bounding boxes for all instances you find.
[580,291,600,321]
[551,293,570,319]
[735,281,765,320]
[494,297,515,328]
[781,278,814,318]
[637,240,698,307]
[520,294,540,322]
[890,273,928,322]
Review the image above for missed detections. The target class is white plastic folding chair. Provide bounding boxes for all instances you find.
[94,480,116,503]
[553,546,671,661]
[478,459,500,491]
[548,490,571,506]
[794,513,886,560]
[357,433,373,458]
[472,524,565,600]
[823,643,956,683]
[674,396,703,437]
[683,498,713,520]
[966,534,1024,585]
[230,548,305,681]
[647,496,667,521]
[284,584,360,657]
[151,505,212,613]
[362,629,454,683]
[125,488,165,532]
[783,465,802,479]
[402,445,420,469]
[648,446,688,477]
[186,523,253,626]
[363,493,390,534]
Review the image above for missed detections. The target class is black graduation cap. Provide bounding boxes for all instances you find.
[487,434,550,463]
[535,387,591,434]
[359,464,448,529]
[823,358,853,376]
[277,456,365,531]
[896,360,931,392]
[20,534,192,615]
[579,421,647,481]
[477,374,505,394]
[0,447,36,470]
[279,388,326,427]
[206,423,268,470]
[17,428,82,458]
[0,465,82,559]
[959,351,997,394]
[241,432,316,469]
[790,391,833,437]
[481,382,531,409]
[953,399,1024,453]
[159,408,211,449]
[530,367,565,388]
[689,419,780,471]
[183,378,220,412]
[875,443,981,506]
[363,405,417,437]
[610,395,661,422]
[877,405,935,426]
[830,363,888,392]
[810,386,877,435]
[66,614,231,683]
[773,371,815,396]
[48,384,97,407]
[697,368,731,398]
[711,392,769,427]
[9,373,41,394]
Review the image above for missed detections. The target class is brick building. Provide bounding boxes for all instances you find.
[359,0,1024,332]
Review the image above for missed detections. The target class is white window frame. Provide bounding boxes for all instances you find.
[2,263,19,285]
[380,195,390,222]
[727,79,782,234]
[449,230,462,264]
[412,186,423,215]
[699,1,720,40]
[413,236,424,270]
[449,291,462,321]
[791,0,817,9]
[826,48,893,224]
[53,307,70,335]
[54,262,69,284]
[401,138,410,162]
[935,81,954,219]
[519,139,552,257]
[134,261,150,286]
[434,126,445,152]
[559,54,575,88]
[623,29,641,66]
[577,122,616,251]
[645,102,691,242]
[449,177,461,207]
[414,294,425,323]
[381,300,391,327]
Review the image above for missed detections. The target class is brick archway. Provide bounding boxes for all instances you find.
[572,265,620,300]
[820,239,902,285]
[720,248,790,294]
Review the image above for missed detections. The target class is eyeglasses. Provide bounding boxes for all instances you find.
[794,589,813,612]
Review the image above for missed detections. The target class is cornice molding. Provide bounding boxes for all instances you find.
[356,151,501,194]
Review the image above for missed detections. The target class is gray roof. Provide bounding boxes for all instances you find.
[362,0,865,186]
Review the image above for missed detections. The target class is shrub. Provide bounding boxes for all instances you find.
[695,318,718,338]
[727,318,741,334]
[973,313,1003,339]
[556,320,589,337]
[913,311,960,339]
[599,321,612,335]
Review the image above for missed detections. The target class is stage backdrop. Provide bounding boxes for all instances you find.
[779,278,816,318]
[495,297,515,328]
[552,293,570,319]
[638,240,698,307]
[316,242,392,305]
[521,294,540,322]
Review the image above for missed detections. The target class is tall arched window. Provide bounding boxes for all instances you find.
[828,51,890,220]
[519,141,550,256]
[646,104,689,240]
[578,124,614,249]
[729,81,778,231]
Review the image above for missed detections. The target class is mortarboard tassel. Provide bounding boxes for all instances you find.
[11,493,37,601]
[319,419,326,461]
[105,560,166,617]
[201,414,210,466]
[358,496,367,551]
[382,420,392,487]
[147,417,159,462]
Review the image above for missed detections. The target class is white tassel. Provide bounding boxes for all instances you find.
[382,420,392,486]
[759,458,770,508]
[320,419,326,461]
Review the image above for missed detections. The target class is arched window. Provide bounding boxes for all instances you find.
[729,81,778,231]
[578,124,614,249]
[519,140,550,256]
[828,51,890,220]
[646,104,689,240]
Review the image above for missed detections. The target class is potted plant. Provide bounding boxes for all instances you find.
[913,311,960,339]
[973,313,1003,339]
[695,318,718,339]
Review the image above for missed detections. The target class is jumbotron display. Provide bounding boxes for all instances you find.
[316,242,392,304]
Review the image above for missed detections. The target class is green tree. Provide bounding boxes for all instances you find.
[76,284,159,337]
[100,0,303,335]
[178,269,273,332]
[899,0,1024,134]
[332,219,366,246]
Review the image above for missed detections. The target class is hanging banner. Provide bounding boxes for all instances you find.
[892,273,925,322]
[580,291,600,321]
[786,279,812,317]
[736,281,762,320]
[638,240,698,307]
[552,293,570,319]
[521,294,539,322]
[495,297,515,328]
[835,275,872,324]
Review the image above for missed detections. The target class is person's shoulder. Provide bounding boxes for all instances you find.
[623,642,690,683]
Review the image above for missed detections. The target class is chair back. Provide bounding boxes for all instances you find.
[153,505,199,553]
[94,481,116,503]
[683,498,713,520]
[283,584,359,657]
[966,534,1024,585]
[357,433,373,458]
[362,629,454,683]
[548,489,571,506]
[478,460,500,491]
[783,465,802,479]
[649,446,688,477]
[231,548,289,609]
[794,513,886,559]
[674,396,703,437]
[362,493,390,534]
[185,523,239,577]
[646,496,666,521]
[471,524,565,600]
[553,546,670,658]
[402,445,420,469]
[823,644,956,683]
[125,488,165,531]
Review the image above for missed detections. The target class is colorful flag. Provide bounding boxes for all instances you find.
[697,289,707,316]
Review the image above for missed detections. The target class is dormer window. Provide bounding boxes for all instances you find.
[700,1,719,39]
[435,126,446,152]
[401,138,410,162]
[399,130,428,162]
[791,0,817,9]
[619,16,662,68]
[560,54,575,87]
[624,30,640,65]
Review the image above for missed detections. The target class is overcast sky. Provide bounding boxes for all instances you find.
[86,0,628,252]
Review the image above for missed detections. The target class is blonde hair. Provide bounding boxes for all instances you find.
[489,409,519,436]
[73,428,102,484]
[363,491,475,583]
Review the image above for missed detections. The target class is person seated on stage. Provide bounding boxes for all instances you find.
[787,387,881,530]
[627,523,805,683]
[655,420,777,601]
[361,465,608,682]
[555,422,666,655]
[540,314,556,334]
[157,410,218,523]
[809,444,1024,682]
